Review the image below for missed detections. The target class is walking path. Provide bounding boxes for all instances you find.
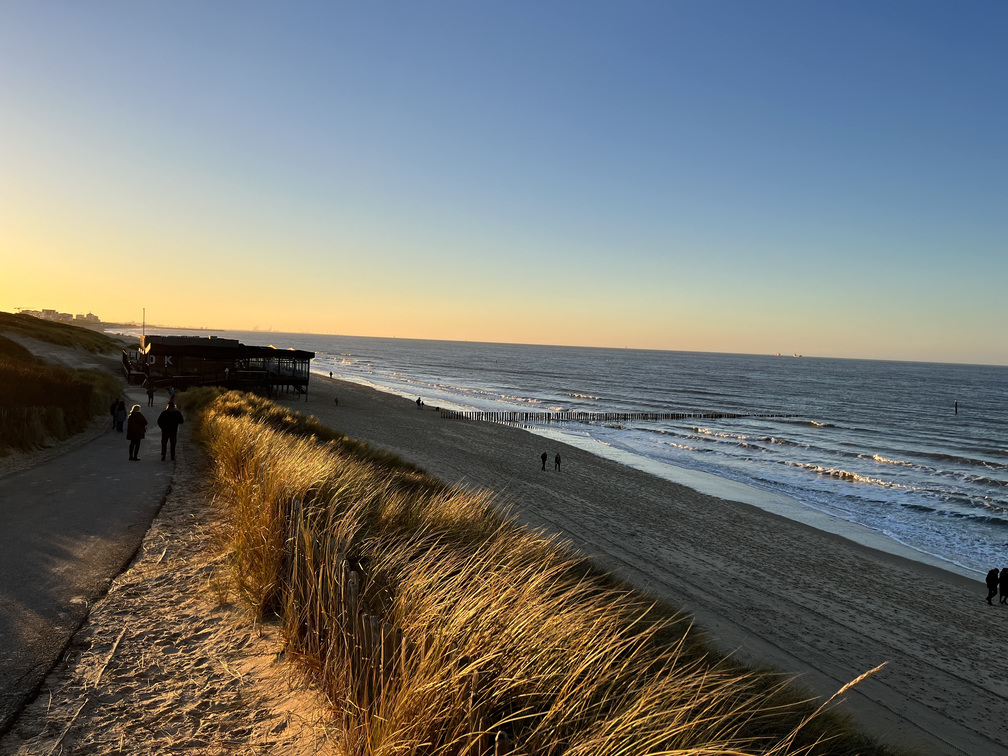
[0,386,171,733]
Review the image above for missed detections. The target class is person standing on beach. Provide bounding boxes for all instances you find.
[555,453,561,471]
[115,400,127,433]
[999,568,1008,604]
[985,568,999,604]
[541,452,548,471]
[126,404,148,461]
[157,401,184,462]
[416,397,422,409]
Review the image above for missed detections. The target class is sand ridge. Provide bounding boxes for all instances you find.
[298,376,1008,755]
[3,369,1005,754]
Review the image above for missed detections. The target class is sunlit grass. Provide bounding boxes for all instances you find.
[190,389,908,756]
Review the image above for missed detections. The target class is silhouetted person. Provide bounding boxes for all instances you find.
[416,397,422,409]
[157,401,184,462]
[110,399,118,429]
[986,568,999,605]
[555,453,561,471]
[146,381,155,407]
[1000,568,1008,605]
[126,404,148,461]
[114,400,127,433]
[541,452,548,471]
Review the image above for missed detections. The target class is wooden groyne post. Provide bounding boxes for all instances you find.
[439,409,797,425]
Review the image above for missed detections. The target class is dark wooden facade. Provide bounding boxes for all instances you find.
[123,335,315,400]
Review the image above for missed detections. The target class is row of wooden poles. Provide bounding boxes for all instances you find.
[285,499,514,755]
[439,409,797,424]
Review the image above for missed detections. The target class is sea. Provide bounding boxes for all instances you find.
[118,328,1008,578]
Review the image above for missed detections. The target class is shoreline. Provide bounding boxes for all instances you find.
[290,375,1006,755]
[311,370,982,582]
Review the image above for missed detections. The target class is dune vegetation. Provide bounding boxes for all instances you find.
[0,315,123,454]
[187,387,906,756]
[0,311,124,353]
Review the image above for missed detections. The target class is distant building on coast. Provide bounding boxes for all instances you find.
[15,308,100,324]
[125,334,315,400]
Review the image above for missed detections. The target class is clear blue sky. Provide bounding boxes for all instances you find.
[2,2,1006,364]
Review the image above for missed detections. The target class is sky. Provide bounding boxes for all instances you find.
[1,2,1006,364]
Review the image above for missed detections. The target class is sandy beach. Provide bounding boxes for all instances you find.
[2,367,1005,754]
[296,376,1006,755]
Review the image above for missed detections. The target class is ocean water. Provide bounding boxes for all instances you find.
[121,328,1008,577]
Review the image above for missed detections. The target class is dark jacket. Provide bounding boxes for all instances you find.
[157,407,184,436]
[986,569,999,591]
[126,410,148,441]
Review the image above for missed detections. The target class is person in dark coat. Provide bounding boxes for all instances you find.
[1000,568,1008,605]
[985,568,999,605]
[109,399,118,429]
[157,401,184,462]
[541,451,548,471]
[114,400,128,433]
[126,404,148,461]
[555,453,561,471]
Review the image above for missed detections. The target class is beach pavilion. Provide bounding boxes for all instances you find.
[124,334,315,400]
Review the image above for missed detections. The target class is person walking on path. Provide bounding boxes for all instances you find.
[555,453,561,471]
[109,399,118,429]
[1000,568,1008,605]
[157,401,184,462]
[114,400,127,433]
[986,568,999,605]
[126,404,148,461]
[541,451,548,471]
[146,381,155,407]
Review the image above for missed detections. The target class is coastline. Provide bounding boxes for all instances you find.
[294,375,1007,755]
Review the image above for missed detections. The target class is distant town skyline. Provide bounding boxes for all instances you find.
[2,2,1006,365]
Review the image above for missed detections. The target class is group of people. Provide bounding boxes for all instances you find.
[540,451,561,471]
[109,391,184,462]
[985,568,1008,605]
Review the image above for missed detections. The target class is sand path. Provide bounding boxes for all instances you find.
[1,385,331,755]
[300,377,1008,756]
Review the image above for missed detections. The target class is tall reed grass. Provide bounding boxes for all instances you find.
[190,388,906,756]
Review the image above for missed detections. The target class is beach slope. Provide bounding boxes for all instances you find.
[301,377,1007,755]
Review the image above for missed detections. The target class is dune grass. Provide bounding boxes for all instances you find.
[188,387,909,756]
[0,311,124,353]
[0,316,124,453]
[0,360,122,453]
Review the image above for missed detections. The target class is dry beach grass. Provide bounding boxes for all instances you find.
[187,388,899,756]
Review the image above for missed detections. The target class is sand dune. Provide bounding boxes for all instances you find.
[3,373,1005,754]
[301,376,1007,755]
